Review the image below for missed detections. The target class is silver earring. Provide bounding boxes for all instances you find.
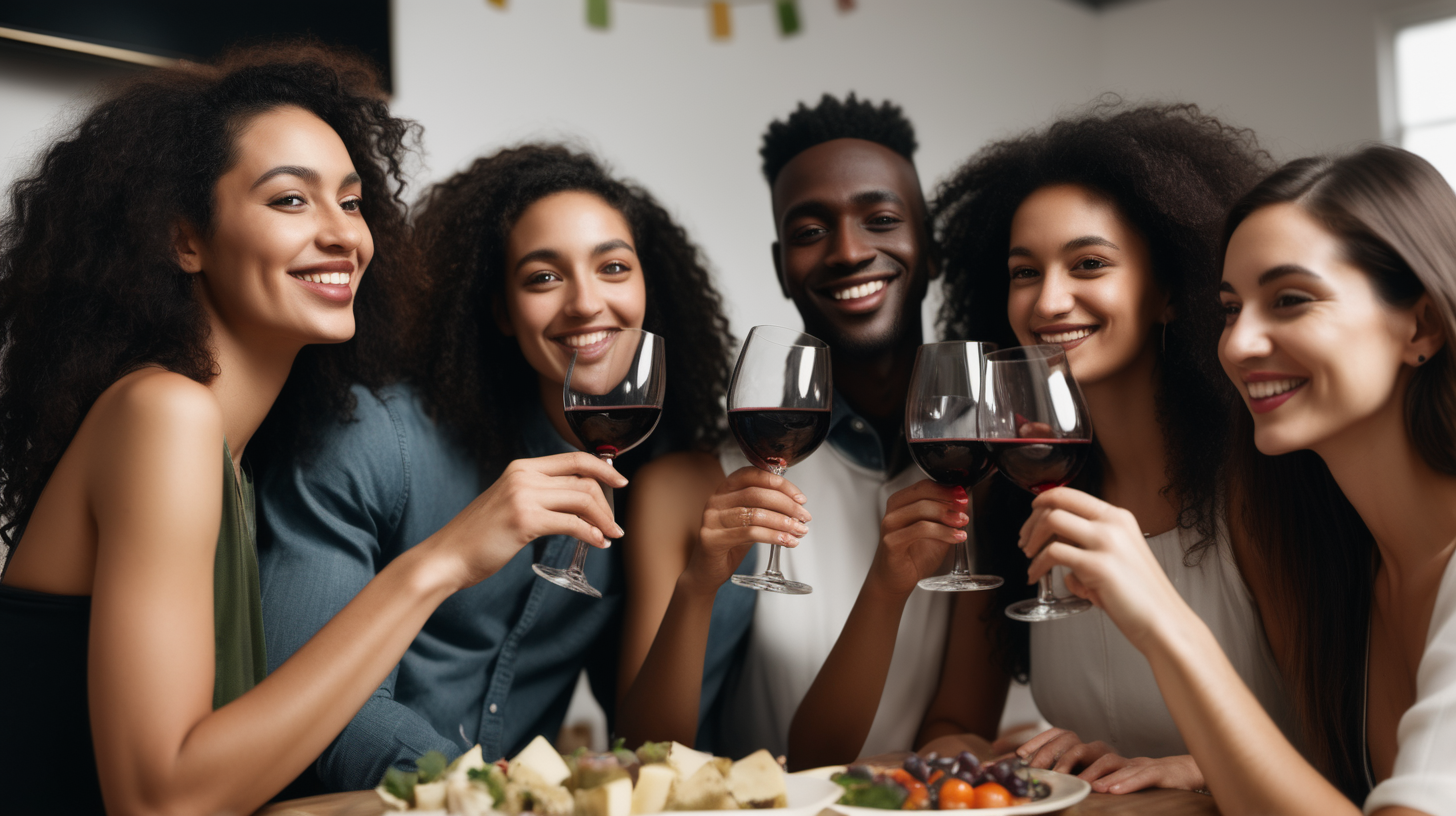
[1419,355,1427,364]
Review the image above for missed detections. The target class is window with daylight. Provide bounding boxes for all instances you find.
[1394,13,1456,184]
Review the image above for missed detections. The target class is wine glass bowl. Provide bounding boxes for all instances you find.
[905,341,1004,592]
[728,326,832,596]
[980,345,1094,621]
[534,328,665,598]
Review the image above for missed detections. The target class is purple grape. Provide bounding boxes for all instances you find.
[957,751,981,775]
[846,765,873,780]
[903,755,930,783]
[1006,776,1029,798]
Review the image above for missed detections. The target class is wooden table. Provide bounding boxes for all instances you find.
[256,787,1219,815]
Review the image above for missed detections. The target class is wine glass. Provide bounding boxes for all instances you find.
[727,326,832,595]
[905,341,1004,592]
[980,345,1094,621]
[533,328,666,598]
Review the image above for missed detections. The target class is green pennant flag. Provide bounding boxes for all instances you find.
[588,0,610,29]
[776,0,801,36]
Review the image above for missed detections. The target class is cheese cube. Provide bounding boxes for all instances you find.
[630,762,677,814]
[511,735,572,787]
[727,750,787,809]
[576,776,634,816]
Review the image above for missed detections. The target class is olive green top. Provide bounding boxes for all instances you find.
[213,442,267,709]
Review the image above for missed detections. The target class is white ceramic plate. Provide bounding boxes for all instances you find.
[669,774,845,816]
[808,767,1091,816]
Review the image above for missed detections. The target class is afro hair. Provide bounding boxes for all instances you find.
[759,93,918,185]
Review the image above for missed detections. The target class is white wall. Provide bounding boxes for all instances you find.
[0,0,1429,338]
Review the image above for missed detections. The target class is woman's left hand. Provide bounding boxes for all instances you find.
[1018,487,1188,650]
[1078,753,1205,795]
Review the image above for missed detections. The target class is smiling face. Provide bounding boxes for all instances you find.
[178,105,372,348]
[1219,202,1436,456]
[771,138,930,357]
[499,190,647,389]
[1005,184,1167,389]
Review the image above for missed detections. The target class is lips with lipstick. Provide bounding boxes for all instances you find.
[288,261,355,303]
[1035,325,1098,350]
[1244,374,1307,414]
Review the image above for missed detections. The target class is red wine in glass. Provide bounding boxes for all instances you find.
[566,405,663,458]
[727,326,832,596]
[534,329,665,598]
[981,344,1094,621]
[908,438,996,488]
[904,341,1003,592]
[982,438,1092,494]
[728,407,831,472]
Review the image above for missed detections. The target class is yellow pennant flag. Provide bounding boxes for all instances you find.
[711,2,732,40]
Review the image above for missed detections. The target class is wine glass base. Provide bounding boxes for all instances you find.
[532,564,603,599]
[1005,596,1092,622]
[918,573,1004,592]
[731,573,812,595]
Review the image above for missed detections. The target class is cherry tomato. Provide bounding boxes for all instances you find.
[887,769,929,810]
[936,778,975,810]
[973,783,1011,809]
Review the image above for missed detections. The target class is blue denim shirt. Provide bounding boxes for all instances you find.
[258,384,623,791]
[828,390,900,473]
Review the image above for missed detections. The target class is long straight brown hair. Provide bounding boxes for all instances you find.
[1223,145,1456,801]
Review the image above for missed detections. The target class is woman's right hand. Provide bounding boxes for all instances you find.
[684,466,810,592]
[865,480,969,598]
[429,451,627,589]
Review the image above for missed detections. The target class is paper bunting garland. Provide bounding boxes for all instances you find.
[588,0,610,29]
[776,0,801,35]
[711,2,732,39]
[487,0,844,41]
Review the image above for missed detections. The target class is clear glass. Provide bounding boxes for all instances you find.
[905,341,1003,592]
[727,326,832,595]
[980,345,1094,621]
[532,328,666,598]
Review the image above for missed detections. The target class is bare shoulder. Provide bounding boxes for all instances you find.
[89,368,222,441]
[634,450,725,500]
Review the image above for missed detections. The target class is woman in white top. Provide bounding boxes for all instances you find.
[792,103,1293,788]
[1025,145,1456,814]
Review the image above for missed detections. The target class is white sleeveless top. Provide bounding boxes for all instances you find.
[1030,518,1298,758]
[718,443,952,759]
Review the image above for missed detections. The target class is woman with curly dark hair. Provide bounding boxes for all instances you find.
[256,143,737,789]
[0,47,620,815]
[909,101,1289,793]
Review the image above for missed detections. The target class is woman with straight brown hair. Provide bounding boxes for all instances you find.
[1018,144,1456,814]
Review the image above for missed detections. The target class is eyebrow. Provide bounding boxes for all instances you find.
[251,166,362,191]
[1008,235,1119,259]
[781,188,908,225]
[593,239,635,256]
[1219,264,1324,293]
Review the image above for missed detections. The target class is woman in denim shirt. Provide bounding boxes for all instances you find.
[258,144,743,791]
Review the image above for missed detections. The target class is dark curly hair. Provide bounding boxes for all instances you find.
[760,93,918,185]
[0,42,421,553]
[932,99,1271,681]
[412,144,733,471]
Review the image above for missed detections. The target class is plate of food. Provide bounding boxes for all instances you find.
[372,736,842,816]
[806,753,1090,815]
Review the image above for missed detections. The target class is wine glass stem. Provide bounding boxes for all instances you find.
[762,464,789,579]
[1036,573,1058,605]
[951,531,971,577]
[569,454,616,577]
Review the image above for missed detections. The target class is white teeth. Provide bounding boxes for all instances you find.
[1038,328,1095,345]
[293,271,350,285]
[831,279,888,301]
[563,330,611,348]
[1247,378,1306,400]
